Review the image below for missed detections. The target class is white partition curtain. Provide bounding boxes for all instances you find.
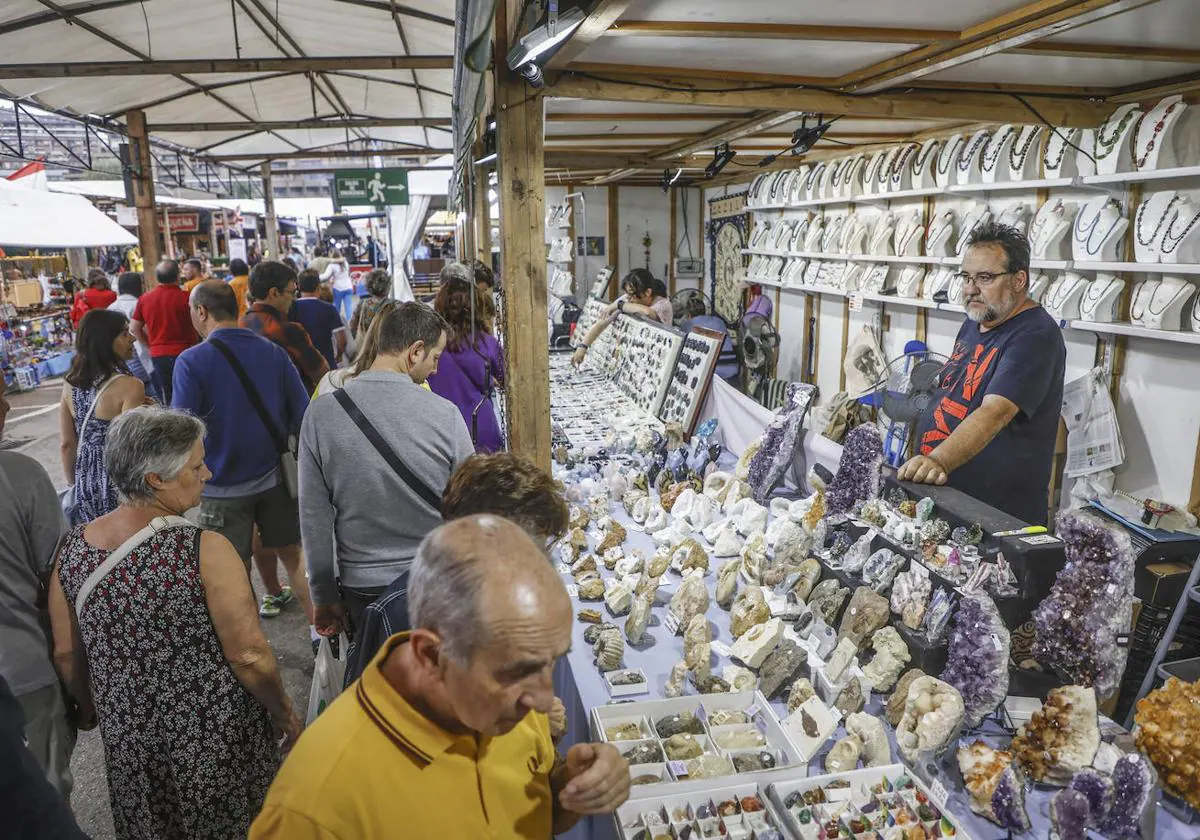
[388,196,432,301]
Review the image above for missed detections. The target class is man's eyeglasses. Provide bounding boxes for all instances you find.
[954,271,1012,288]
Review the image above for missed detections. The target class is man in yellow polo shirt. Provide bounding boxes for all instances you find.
[250,515,631,839]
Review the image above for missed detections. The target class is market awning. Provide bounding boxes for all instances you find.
[0,180,137,247]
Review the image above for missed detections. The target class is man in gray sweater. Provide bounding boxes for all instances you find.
[299,302,474,639]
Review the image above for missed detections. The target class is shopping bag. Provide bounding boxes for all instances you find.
[306,634,348,725]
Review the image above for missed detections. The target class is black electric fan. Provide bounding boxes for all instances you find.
[876,349,948,467]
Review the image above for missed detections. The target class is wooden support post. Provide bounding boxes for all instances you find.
[838,298,851,392]
[125,109,161,289]
[261,163,279,261]
[473,165,492,266]
[801,292,817,385]
[668,188,677,294]
[495,0,550,469]
[607,184,620,296]
[565,183,577,295]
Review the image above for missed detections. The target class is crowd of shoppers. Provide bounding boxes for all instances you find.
[1,257,635,839]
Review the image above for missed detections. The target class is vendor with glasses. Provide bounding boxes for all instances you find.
[571,269,673,367]
[899,221,1065,525]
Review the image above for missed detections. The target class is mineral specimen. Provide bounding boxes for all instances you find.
[886,668,926,727]
[668,570,710,633]
[712,523,744,558]
[663,733,704,760]
[787,677,816,713]
[1031,512,1135,698]
[860,626,911,692]
[846,712,888,768]
[685,755,735,781]
[695,675,730,694]
[571,554,597,576]
[646,547,671,579]
[940,592,1010,728]
[643,506,669,534]
[833,678,865,715]
[1051,789,1091,840]
[861,548,902,592]
[890,568,931,624]
[790,558,822,603]
[827,425,884,514]
[799,707,820,738]
[597,520,628,554]
[768,520,809,568]
[605,721,643,741]
[730,617,783,669]
[824,637,859,683]
[614,552,644,579]
[758,640,807,699]
[631,774,661,786]
[1097,753,1155,839]
[577,608,601,624]
[729,497,769,537]
[838,532,876,573]
[722,665,757,692]
[807,579,849,626]
[669,538,708,576]
[837,586,890,650]
[716,560,740,609]
[895,676,965,762]
[622,742,663,766]
[578,578,605,601]
[631,495,650,524]
[604,578,635,616]
[828,531,852,561]
[583,622,618,645]
[915,497,935,522]
[730,585,770,638]
[1011,685,1100,785]
[956,740,1032,831]
[625,592,653,646]
[739,533,768,582]
[713,729,766,750]
[1069,768,1114,824]
[732,751,777,773]
[593,627,624,672]
[920,518,950,544]
[664,661,688,698]
[656,710,705,738]
[1135,676,1200,810]
[709,709,749,727]
[746,382,817,503]
[824,736,861,773]
[601,547,623,570]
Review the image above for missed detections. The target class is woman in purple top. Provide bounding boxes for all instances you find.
[428,277,506,452]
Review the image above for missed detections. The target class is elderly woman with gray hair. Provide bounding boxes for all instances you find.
[48,406,301,840]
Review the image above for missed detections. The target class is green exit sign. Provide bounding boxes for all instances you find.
[332,168,409,208]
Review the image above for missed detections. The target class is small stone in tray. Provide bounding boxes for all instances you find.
[609,670,645,686]
[621,742,663,765]
[732,751,777,773]
[631,774,661,787]
[694,675,731,695]
[655,710,706,738]
[708,708,750,727]
[604,721,643,741]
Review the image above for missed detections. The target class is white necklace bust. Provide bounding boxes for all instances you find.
[1078,273,1126,323]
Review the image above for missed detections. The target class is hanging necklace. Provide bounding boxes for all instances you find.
[1096,106,1138,160]
[1043,129,1077,171]
[891,145,918,186]
[1160,203,1200,255]
[822,216,845,251]
[937,137,964,176]
[790,219,811,251]
[927,213,954,247]
[877,150,896,186]
[981,127,1015,173]
[958,133,990,172]
[1083,275,1119,305]
[1085,209,1124,256]
[1029,201,1061,249]
[896,213,924,254]
[1135,101,1181,169]
[1135,194,1181,248]
[957,208,989,253]
[1148,278,1187,316]
[1073,199,1109,245]
[1009,126,1042,173]
[1130,279,1159,321]
[998,204,1029,233]
[913,140,940,176]
[864,153,886,186]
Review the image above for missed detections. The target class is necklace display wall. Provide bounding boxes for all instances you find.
[1072,196,1127,262]
[1078,272,1126,323]
[1043,271,1090,321]
[935,134,964,189]
[1133,191,1180,263]
[912,138,941,190]
[1043,127,1083,179]
[1094,104,1143,175]
[980,125,1017,184]
[955,204,992,256]
[1159,197,1200,264]
[657,327,725,434]
[1135,96,1187,171]
[957,129,992,185]
[1008,125,1045,181]
[1030,199,1076,260]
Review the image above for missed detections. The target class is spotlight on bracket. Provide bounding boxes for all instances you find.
[704,144,736,179]
[790,114,834,156]
[506,4,585,90]
[661,168,684,193]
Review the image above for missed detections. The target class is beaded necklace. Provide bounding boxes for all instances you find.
[870,214,895,255]
[1042,129,1078,171]
[913,140,941,176]
[1008,126,1042,173]
[863,153,886,187]
[1149,278,1188,316]
[895,213,924,255]
[822,216,846,251]
[1130,279,1158,321]
[805,164,824,196]
[926,213,954,248]
[830,158,851,191]
[936,136,964,176]
[956,209,989,254]
[1135,101,1182,169]
[877,149,897,186]
[957,132,990,172]
[892,144,919,185]
[1095,106,1138,161]
[789,218,810,251]
[1160,203,1200,255]
[981,127,1015,173]
[1074,202,1124,256]
[1083,274,1119,307]
[1046,274,1084,311]
[1135,194,1180,248]
[805,219,825,251]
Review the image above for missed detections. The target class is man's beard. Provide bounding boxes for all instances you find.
[965,288,1015,324]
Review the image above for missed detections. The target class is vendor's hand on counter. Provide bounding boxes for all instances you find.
[570,347,587,368]
[558,742,630,815]
[898,454,948,486]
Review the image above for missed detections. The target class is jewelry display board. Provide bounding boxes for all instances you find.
[658,327,726,435]
[611,316,684,416]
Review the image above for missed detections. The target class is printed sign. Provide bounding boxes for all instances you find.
[332,168,409,208]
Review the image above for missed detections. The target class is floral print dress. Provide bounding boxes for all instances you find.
[57,522,279,839]
[71,385,119,525]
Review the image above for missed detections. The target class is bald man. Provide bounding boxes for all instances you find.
[251,515,630,839]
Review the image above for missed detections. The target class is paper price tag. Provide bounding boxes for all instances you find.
[745,704,760,720]
[711,641,732,658]
[848,292,864,312]
[565,584,579,598]
[990,633,1002,651]
[658,575,670,588]
[664,611,681,635]
[929,778,950,809]
[668,760,688,777]
[557,563,571,575]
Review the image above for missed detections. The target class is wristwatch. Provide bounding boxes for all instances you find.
[617,299,626,312]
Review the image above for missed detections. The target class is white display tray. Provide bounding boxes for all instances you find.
[615,778,790,840]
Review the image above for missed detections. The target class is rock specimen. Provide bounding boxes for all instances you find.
[730,585,770,638]
[886,668,927,727]
[670,538,710,575]
[861,626,911,692]
[1051,789,1091,840]
[631,495,650,524]
[957,740,1032,831]
[834,678,865,715]
[723,479,752,512]
[656,710,705,738]
[940,592,1010,727]
[695,674,730,694]
[702,470,732,502]
[625,592,653,645]
[1097,753,1156,839]
[571,554,597,576]
[827,425,883,514]
[604,577,634,617]
[663,733,704,760]
[1011,685,1100,785]
[643,506,669,534]
[614,552,644,579]
[685,755,735,781]
[664,661,688,698]
[836,586,890,650]
[577,608,601,624]
[758,639,807,700]
[578,577,605,601]
[1069,768,1113,825]
[824,637,859,683]
[622,488,648,518]
[622,742,663,765]
[746,382,817,503]
[712,729,765,750]
[839,532,875,574]
[712,523,743,558]
[790,558,822,603]
[732,751,777,773]
[787,677,816,713]
[597,518,628,554]
[729,497,768,537]
[890,567,932,628]
[1135,676,1200,810]
[646,547,671,580]
[683,614,712,679]
[824,736,861,773]
[730,617,783,669]
[895,676,965,762]
[739,533,768,582]
[768,519,809,567]
[861,547,902,592]
[583,622,618,645]
[807,579,849,626]
[601,547,623,571]
[846,712,888,768]
[715,560,739,609]
[722,665,757,693]
[661,481,690,511]
[1032,512,1135,699]
[593,627,624,672]
[668,570,710,634]
[605,721,643,742]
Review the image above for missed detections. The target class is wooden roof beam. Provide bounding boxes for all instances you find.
[150,117,451,132]
[0,55,453,79]
[544,0,638,71]
[546,110,752,121]
[209,146,451,161]
[840,0,1159,93]
[545,71,1108,127]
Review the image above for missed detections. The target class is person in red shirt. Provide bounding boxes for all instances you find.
[129,261,198,404]
[70,270,118,327]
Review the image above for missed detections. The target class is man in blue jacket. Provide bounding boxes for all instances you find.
[173,280,315,625]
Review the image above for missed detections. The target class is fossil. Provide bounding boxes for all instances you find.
[800,707,820,737]
[609,670,645,686]
[577,608,602,624]
[593,627,624,672]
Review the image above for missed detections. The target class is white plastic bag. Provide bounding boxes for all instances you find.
[306,634,348,725]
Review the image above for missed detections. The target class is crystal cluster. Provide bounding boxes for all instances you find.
[746,383,817,503]
[826,425,883,514]
[894,676,964,762]
[1031,512,1135,698]
[956,741,1031,831]
[1011,685,1100,785]
[939,592,1010,728]
[1134,676,1200,809]
[1098,753,1155,839]
[1050,789,1091,840]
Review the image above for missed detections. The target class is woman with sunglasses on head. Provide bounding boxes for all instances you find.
[571,268,672,368]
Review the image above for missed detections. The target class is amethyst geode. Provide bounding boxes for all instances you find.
[1031,512,1135,698]
[1069,768,1114,825]
[1098,753,1156,839]
[1050,789,1091,840]
[940,592,1010,728]
[746,383,817,503]
[827,425,883,514]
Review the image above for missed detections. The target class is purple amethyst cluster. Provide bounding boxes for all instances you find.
[1032,512,1135,698]
[827,425,883,514]
[940,592,1010,728]
[991,768,1032,831]
[1099,754,1155,838]
[747,383,817,503]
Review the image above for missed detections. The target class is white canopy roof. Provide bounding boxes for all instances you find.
[0,179,137,247]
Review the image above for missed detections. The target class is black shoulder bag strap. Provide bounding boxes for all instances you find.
[208,337,286,455]
[333,388,443,513]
